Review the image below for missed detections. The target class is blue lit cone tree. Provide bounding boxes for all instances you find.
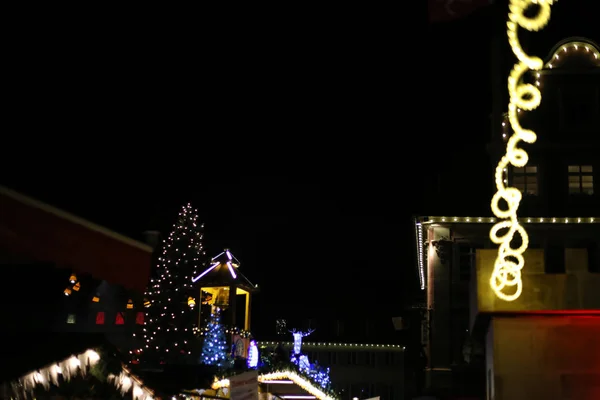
[200,306,229,367]
[135,203,207,365]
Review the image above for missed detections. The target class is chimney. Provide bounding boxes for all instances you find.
[142,230,162,251]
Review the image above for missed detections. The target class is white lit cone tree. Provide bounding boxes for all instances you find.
[134,203,207,365]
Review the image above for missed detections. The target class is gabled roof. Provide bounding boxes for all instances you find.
[0,333,110,383]
[213,370,339,400]
[192,249,257,292]
[0,185,153,293]
[2,333,157,400]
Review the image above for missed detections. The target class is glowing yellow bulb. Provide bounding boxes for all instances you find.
[489,0,556,302]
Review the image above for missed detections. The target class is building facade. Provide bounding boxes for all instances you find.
[0,185,153,351]
[260,316,406,400]
[414,37,600,398]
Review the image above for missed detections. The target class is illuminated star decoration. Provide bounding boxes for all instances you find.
[192,249,240,283]
[489,0,556,302]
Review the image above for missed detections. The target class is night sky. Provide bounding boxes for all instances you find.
[3,1,598,327]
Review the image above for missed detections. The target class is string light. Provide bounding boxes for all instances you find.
[415,222,425,290]
[502,41,600,142]
[258,341,405,350]
[414,216,598,290]
[14,349,154,400]
[418,216,598,224]
[489,0,557,302]
[194,325,252,338]
[133,203,207,363]
[213,370,338,400]
[546,41,600,69]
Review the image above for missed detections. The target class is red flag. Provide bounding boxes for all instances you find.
[428,0,492,23]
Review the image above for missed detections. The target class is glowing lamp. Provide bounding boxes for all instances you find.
[92,296,100,303]
[188,296,196,308]
[64,288,72,296]
[72,282,81,291]
[143,299,151,308]
[69,273,77,283]
[127,299,134,309]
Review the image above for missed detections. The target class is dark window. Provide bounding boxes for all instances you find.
[96,312,105,325]
[511,165,538,195]
[115,312,125,325]
[335,320,344,336]
[568,165,593,195]
[458,245,476,281]
[545,245,565,273]
[589,243,599,273]
[488,369,493,400]
[385,351,393,365]
[312,351,320,363]
[369,384,376,397]
[329,351,337,365]
[135,312,144,325]
[368,352,376,366]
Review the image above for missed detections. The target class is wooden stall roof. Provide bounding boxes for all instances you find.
[0,185,152,293]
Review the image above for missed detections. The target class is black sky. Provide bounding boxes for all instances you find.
[3,1,598,325]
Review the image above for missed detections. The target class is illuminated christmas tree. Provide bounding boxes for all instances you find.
[200,307,229,367]
[135,203,207,365]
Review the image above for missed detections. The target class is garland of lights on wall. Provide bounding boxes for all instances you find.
[489,0,557,302]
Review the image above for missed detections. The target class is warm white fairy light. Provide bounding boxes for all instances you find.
[15,349,154,400]
[415,215,597,290]
[258,341,405,350]
[419,216,598,225]
[415,222,425,290]
[134,203,207,362]
[545,41,600,69]
[489,0,557,302]
[213,370,338,400]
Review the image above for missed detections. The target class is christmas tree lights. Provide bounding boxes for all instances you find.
[133,203,207,364]
[200,307,229,367]
[489,0,556,302]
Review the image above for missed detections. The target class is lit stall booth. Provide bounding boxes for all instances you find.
[192,249,258,349]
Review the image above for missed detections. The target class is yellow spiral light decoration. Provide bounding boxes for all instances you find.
[489,0,556,302]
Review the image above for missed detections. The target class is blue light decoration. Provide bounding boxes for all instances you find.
[247,339,259,368]
[289,329,331,389]
[200,307,228,367]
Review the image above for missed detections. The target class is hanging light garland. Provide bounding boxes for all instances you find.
[13,349,155,400]
[489,0,557,302]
